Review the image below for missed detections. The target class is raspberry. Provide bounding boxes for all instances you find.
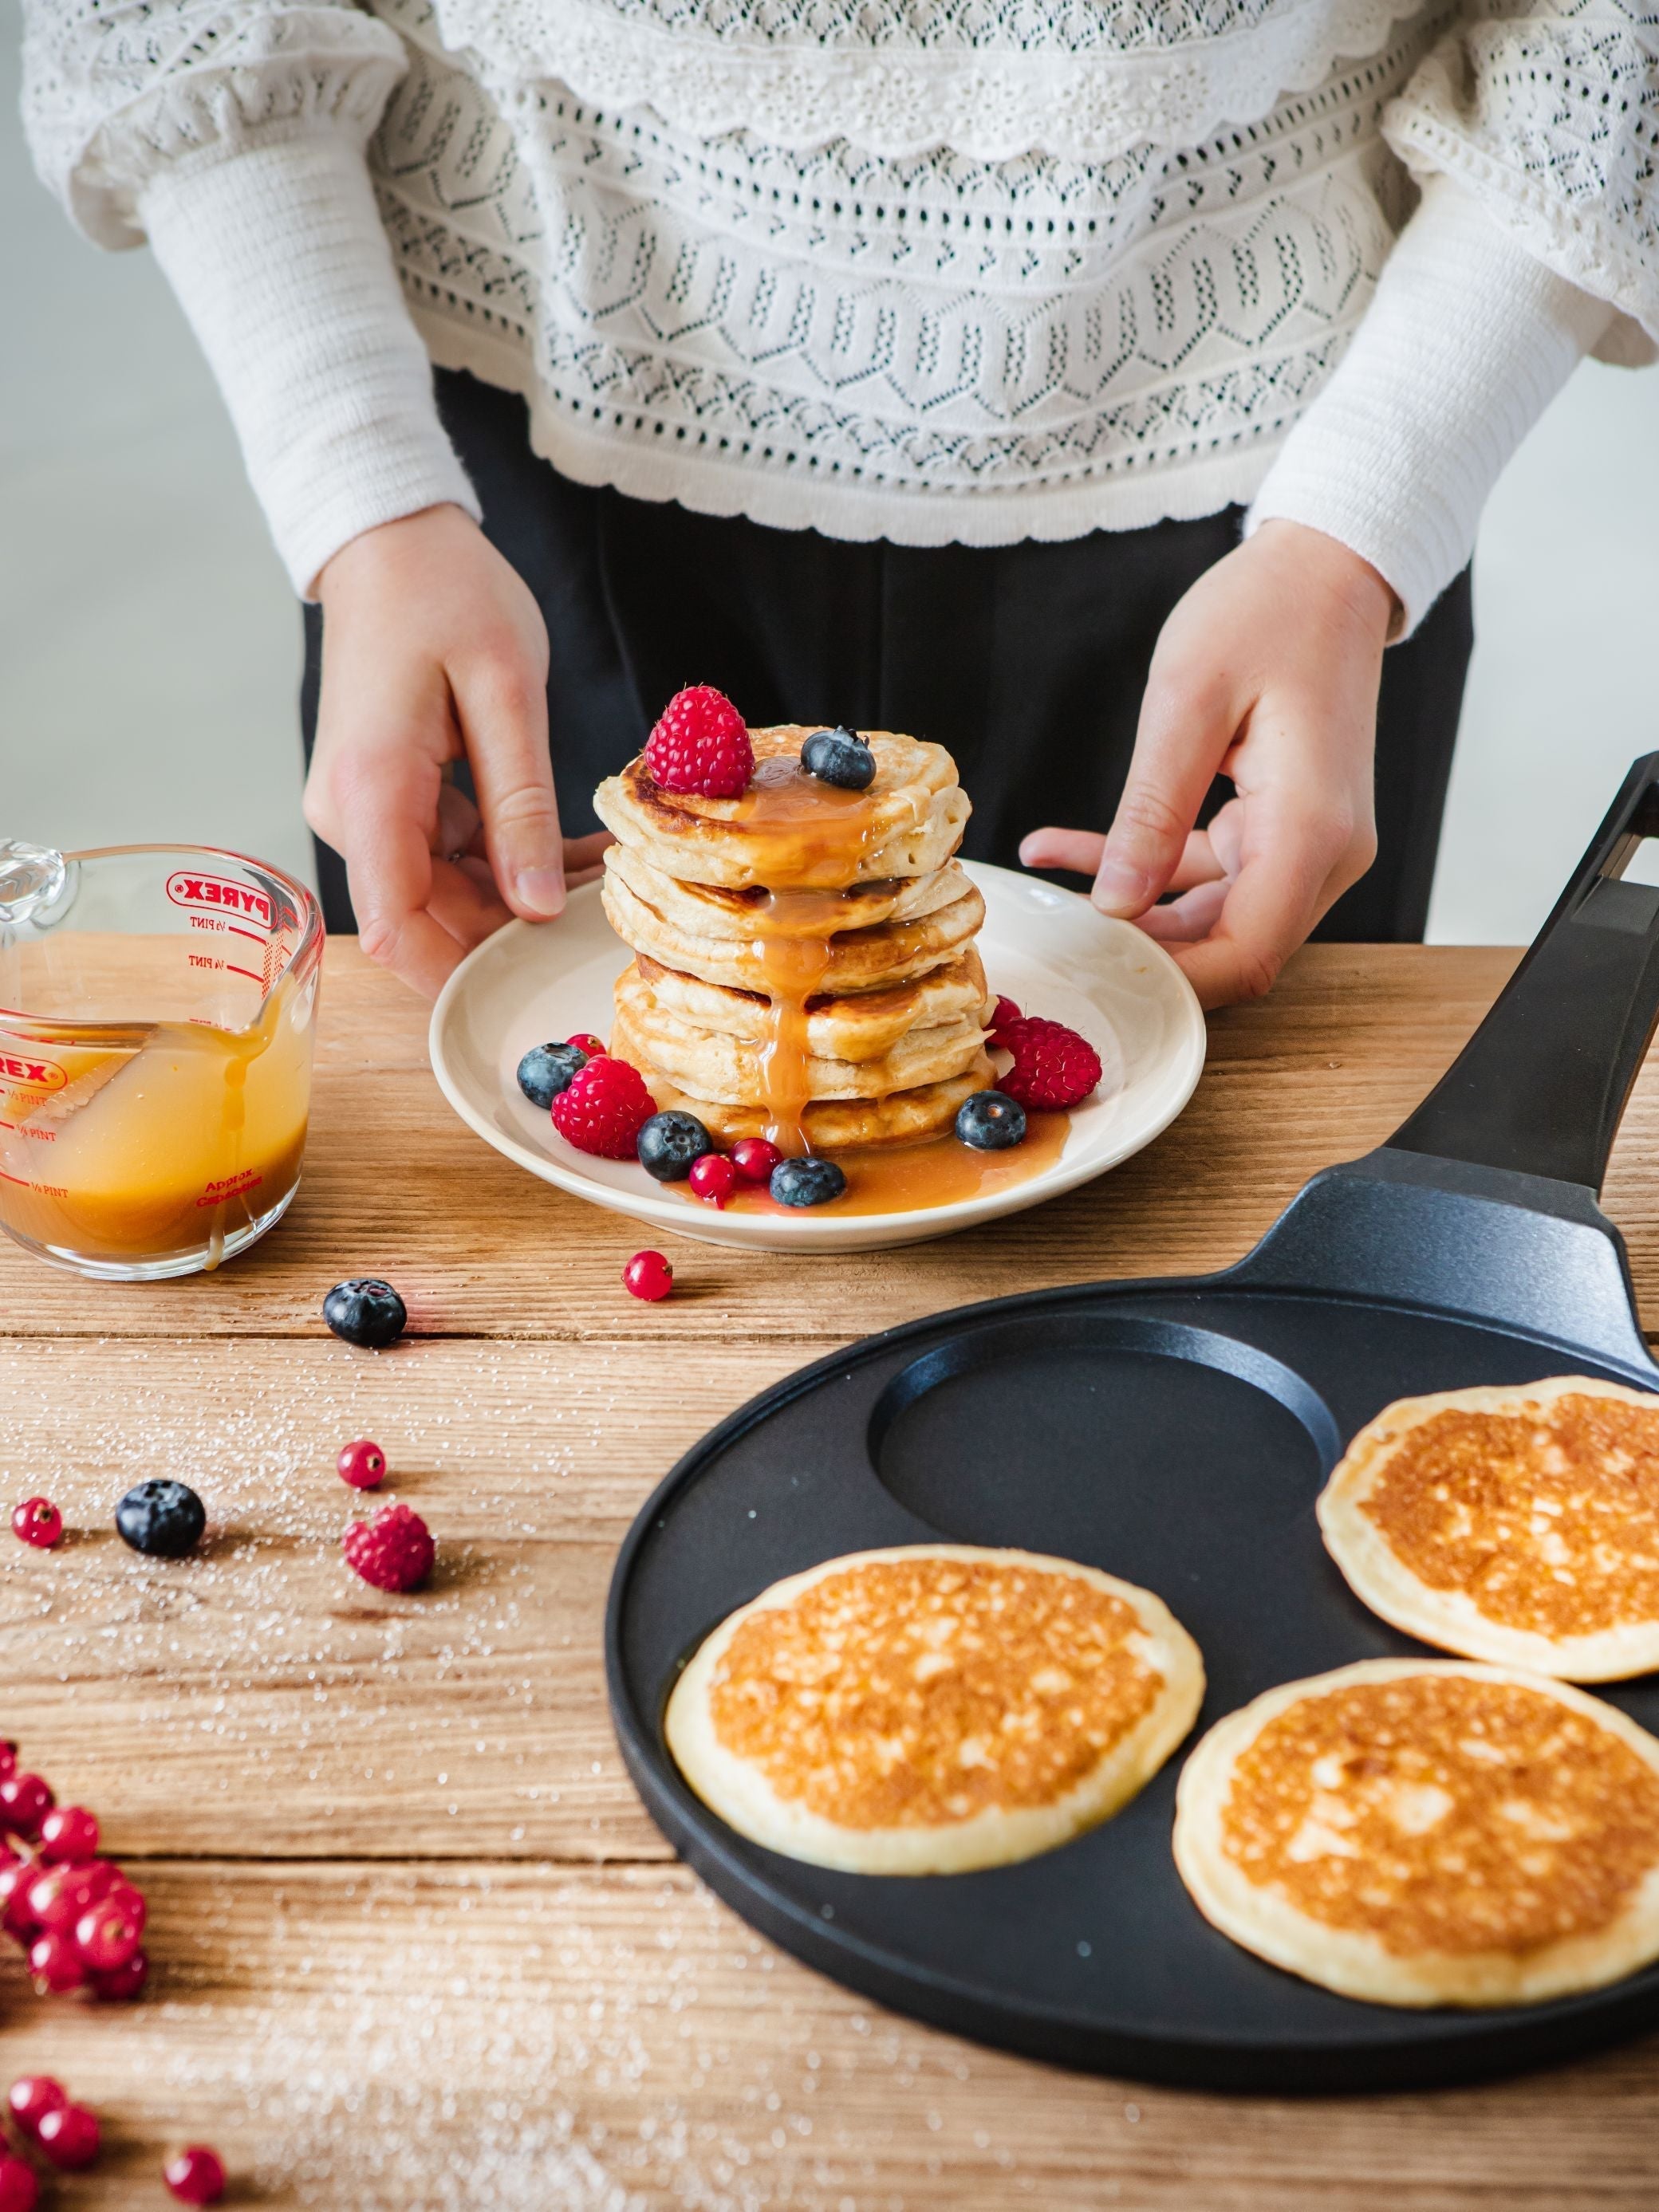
[622,1252,673,1302]
[995,1016,1101,1110]
[336,1439,387,1490]
[551,1057,657,1159]
[987,994,1022,1037]
[343,1502,434,1593]
[165,2147,227,2206]
[643,686,753,798]
[11,1498,61,1549]
[688,1153,737,1208]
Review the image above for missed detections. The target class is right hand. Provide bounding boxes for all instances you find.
[306,503,612,997]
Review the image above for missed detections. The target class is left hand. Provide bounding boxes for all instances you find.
[1019,520,1398,1010]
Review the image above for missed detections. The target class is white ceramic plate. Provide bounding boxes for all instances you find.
[428,862,1206,1254]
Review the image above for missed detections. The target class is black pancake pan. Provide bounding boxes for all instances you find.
[606,756,1659,2091]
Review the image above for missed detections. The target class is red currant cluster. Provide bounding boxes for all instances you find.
[0,1746,147,2005]
[1,2079,223,2207]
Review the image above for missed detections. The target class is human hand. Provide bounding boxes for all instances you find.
[1019,520,1397,1010]
[306,503,612,996]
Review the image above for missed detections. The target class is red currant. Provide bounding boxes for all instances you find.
[336,1439,387,1490]
[688,1153,738,1208]
[29,1930,86,1994]
[7,2076,67,2137]
[0,1773,53,1840]
[566,1033,605,1058]
[164,2146,227,2206]
[728,1138,782,1184]
[87,1946,148,2001]
[37,2103,100,2171]
[0,2155,37,2212]
[0,1864,37,1940]
[37,1805,98,1864]
[10,1498,61,1549]
[75,1887,146,1971]
[0,1744,14,1782]
[27,1858,112,1933]
[622,1250,673,1301]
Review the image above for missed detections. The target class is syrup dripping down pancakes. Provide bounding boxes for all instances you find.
[667,1546,1205,1875]
[1318,1377,1659,1680]
[1174,1660,1659,2006]
[596,727,992,1154]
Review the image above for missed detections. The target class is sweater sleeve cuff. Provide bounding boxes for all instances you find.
[139,131,479,598]
[1244,176,1614,637]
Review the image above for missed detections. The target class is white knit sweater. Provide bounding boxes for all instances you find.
[22,0,1658,624]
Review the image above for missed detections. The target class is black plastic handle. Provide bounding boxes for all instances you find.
[1389,753,1659,1195]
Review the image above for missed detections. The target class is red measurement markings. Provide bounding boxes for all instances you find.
[195,1170,262,1208]
[0,1052,66,1092]
[166,872,272,927]
[1,1172,67,1196]
[188,915,267,947]
[226,964,265,984]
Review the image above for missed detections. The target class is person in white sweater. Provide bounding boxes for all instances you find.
[22,0,1657,1002]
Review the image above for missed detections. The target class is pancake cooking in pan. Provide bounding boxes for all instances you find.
[666,1545,1204,1875]
[1319,1378,1659,1681]
[1173,1660,1659,2008]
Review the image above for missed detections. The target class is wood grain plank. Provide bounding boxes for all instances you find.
[0,1337,823,1860]
[0,1861,1653,2211]
[22,943,1649,1348]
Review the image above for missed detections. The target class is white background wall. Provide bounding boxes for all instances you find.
[6,27,1659,943]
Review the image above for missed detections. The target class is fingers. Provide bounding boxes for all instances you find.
[1159,793,1361,1010]
[341,754,476,998]
[1092,659,1246,919]
[453,657,566,921]
[1018,827,1105,878]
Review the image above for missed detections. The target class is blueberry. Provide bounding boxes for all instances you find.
[769,1155,848,1207]
[955,1089,1028,1151]
[116,1478,206,1558]
[636,1110,715,1182]
[801,726,875,791]
[517,1041,586,1108]
[323,1277,408,1349]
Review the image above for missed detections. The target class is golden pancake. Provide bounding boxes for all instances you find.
[1318,1378,1659,1680]
[1173,1659,1659,2006]
[603,841,967,944]
[602,860,986,998]
[667,1545,1205,1875]
[613,960,987,1104]
[632,948,991,1064]
[612,1022,993,1147]
[595,726,968,889]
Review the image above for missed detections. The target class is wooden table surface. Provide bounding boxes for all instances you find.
[4,939,1659,2208]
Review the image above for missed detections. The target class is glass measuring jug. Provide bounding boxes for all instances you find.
[0,843,322,1280]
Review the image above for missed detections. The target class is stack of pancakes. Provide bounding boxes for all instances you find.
[594,725,995,1147]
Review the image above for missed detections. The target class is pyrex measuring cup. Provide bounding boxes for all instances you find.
[0,843,322,1279]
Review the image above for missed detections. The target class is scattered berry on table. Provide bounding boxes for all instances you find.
[27,1859,113,1932]
[515,1041,586,1107]
[688,1153,738,1208]
[165,2146,227,2206]
[74,1889,146,1972]
[10,1498,61,1550]
[87,1946,148,2001]
[0,2155,37,2212]
[956,1089,1028,1151]
[343,1502,435,1594]
[769,1156,847,1208]
[37,2102,100,2171]
[38,1805,98,1863]
[622,1251,673,1302]
[988,994,1022,1037]
[994,1015,1103,1111]
[636,1109,714,1182]
[551,1056,656,1159]
[336,1439,387,1490]
[728,1137,782,1184]
[0,1745,14,1781]
[7,2078,66,2138]
[0,1773,54,1839]
[644,686,753,797]
[565,1033,606,1060]
[322,1277,408,1350]
[28,1930,84,1994]
[800,726,875,791]
[116,1479,206,1558]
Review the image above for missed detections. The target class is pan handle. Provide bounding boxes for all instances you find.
[1389,752,1659,1195]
